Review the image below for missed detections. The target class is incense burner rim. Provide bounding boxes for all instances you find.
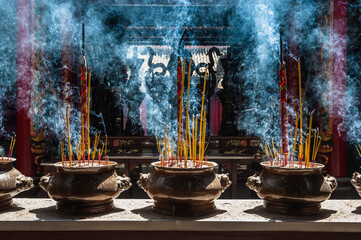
[53,161,117,173]
[0,157,16,164]
[151,161,217,171]
[260,161,324,171]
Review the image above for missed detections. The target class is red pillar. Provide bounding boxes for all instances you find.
[17,0,35,176]
[329,0,347,177]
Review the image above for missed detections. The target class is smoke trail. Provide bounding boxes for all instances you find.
[0,0,17,137]
[0,0,357,160]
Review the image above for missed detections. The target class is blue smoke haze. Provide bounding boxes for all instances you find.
[0,0,360,157]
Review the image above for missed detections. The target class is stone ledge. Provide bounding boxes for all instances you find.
[0,199,360,232]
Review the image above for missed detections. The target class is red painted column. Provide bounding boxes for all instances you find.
[17,0,35,176]
[329,0,347,177]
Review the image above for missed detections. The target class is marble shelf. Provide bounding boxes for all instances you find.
[1,198,361,239]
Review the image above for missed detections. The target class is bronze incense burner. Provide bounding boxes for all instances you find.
[0,158,34,211]
[247,162,337,215]
[40,161,131,214]
[351,171,361,197]
[138,161,231,217]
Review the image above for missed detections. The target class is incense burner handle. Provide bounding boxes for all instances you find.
[116,174,132,192]
[246,173,262,193]
[216,173,231,193]
[39,174,52,192]
[325,174,338,192]
[351,172,361,196]
[137,173,150,192]
[15,174,34,193]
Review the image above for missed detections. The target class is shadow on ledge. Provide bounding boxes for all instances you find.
[0,203,25,214]
[132,204,227,220]
[244,205,337,221]
[352,206,361,215]
[29,205,125,220]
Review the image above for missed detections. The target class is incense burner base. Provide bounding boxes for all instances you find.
[56,200,114,214]
[247,162,337,216]
[0,196,13,211]
[40,161,132,214]
[351,172,361,197]
[152,201,217,217]
[263,200,321,216]
[138,161,231,217]
[0,158,34,212]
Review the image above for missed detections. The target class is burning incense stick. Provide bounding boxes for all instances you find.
[92,132,101,162]
[292,115,299,164]
[298,58,303,164]
[186,58,192,162]
[194,115,198,163]
[8,136,16,159]
[81,114,85,158]
[199,66,208,162]
[201,111,207,164]
[305,110,315,168]
[312,129,321,162]
[87,68,91,163]
[155,135,161,154]
[60,141,64,166]
[99,143,105,159]
[66,105,72,167]
[192,115,195,164]
[312,129,318,162]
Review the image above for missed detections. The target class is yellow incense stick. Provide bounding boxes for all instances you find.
[87,68,91,158]
[191,115,195,163]
[81,115,84,154]
[312,129,318,162]
[292,115,299,161]
[298,59,303,164]
[199,66,208,161]
[186,58,192,162]
[66,106,72,167]
[188,117,192,161]
[201,114,207,163]
[165,124,168,160]
[183,140,187,164]
[9,137,16,157]
[104,135,108,157]
[271,139,277,159]
[266,142,273,165]
[313,136,322,160]
[9,137,13,154]
[204,142,210,154]
[92,132,100,161]
[60,141,64,166]
[194,116,198,161]
[306,110,315,167]
[99,143,105,159]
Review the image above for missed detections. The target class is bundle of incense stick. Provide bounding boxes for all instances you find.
[60,66,108,167]
[264,114,321,168]
[155,58,209,168]
[61,106,107,168]
[263,59,321,168]
[0,137,16,161]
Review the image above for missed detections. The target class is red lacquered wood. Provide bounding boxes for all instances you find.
[16,0,35,176]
